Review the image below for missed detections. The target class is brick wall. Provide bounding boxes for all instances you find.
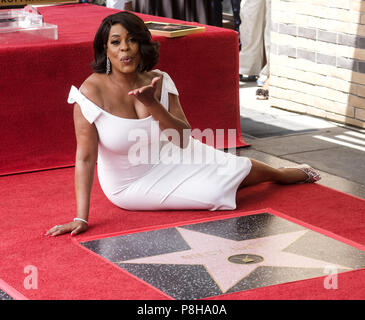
[270,0,365,128]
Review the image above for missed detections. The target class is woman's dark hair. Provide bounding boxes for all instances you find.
[92,11,160,73]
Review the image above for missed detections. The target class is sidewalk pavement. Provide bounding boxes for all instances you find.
[236,82,365,199]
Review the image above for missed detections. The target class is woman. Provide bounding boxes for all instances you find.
[46,11,320,237]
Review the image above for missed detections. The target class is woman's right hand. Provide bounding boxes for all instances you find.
[45,220,88,237]
[128,76,161,107]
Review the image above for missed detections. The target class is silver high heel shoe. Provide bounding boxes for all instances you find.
[281,164,321,183]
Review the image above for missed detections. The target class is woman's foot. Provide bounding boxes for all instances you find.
[278,164,321,184]
[290,164,321,183]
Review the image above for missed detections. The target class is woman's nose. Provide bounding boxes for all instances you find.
[120,40,129,51]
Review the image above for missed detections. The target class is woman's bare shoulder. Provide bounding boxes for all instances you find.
[79,73,105,108]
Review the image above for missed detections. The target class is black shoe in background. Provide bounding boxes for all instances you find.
[239,75,258,82]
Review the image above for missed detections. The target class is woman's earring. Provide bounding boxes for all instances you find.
[106,57,111,75]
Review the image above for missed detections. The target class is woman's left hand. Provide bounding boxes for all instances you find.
[128,76,161,107]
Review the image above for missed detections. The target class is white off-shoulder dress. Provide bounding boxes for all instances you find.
[68,70,252,211]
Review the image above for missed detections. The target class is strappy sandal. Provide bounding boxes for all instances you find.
[281,164,321,184]
[256,88,269,100]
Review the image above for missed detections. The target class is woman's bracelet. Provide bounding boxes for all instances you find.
[74,217,88,225]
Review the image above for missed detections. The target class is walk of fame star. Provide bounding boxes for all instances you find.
[115,228,351,294]
[80,212,365,300]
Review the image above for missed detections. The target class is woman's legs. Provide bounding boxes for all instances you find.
[239,159,309,188]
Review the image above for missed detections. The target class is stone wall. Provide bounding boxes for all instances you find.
[270,0,365,128]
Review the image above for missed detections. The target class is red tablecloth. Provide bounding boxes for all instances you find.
[0,3,247,176]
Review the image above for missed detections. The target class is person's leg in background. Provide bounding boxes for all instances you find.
[239,0,265,82]
[256,0,271,87]
[210,0,223,27]
[230,0,242,50]
[106,0,131,10]
[255,0,271,99]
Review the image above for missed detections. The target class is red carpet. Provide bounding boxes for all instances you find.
[0,4,247,176]
[0,167,364,300]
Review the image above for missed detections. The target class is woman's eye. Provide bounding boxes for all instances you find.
[111,40,120,45]
[129,38,137,42]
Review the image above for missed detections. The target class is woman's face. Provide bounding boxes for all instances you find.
[106,23,142,74]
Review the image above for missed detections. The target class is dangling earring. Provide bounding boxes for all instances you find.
[106,57,111,75]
